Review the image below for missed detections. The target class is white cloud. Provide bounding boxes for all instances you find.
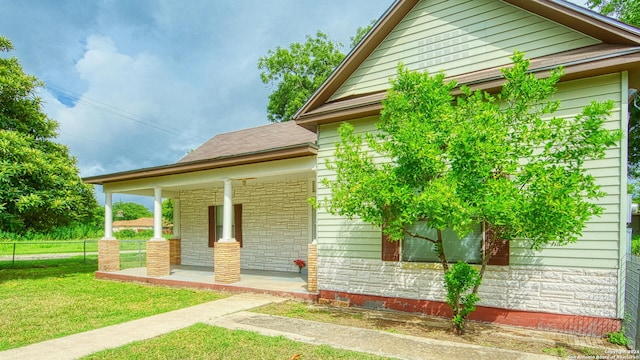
[3,0,593,193]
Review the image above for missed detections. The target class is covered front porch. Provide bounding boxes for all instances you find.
[87,156,319,291]
[96,265,318,301]
[83,121,320,293]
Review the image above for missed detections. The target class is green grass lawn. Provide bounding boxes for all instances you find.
[82,323,392,360]
[0,257,225,351]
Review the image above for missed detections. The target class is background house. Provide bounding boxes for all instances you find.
[112,217,154,233]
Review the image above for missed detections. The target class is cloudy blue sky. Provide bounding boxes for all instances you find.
[0,0,589,204]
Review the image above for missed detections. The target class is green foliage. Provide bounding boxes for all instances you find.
[542,346,569,358]
[606,328,630,346]
[349,19,376,49]
[114,229,137,239]
[258,31,345,122]
[587,0,640,27]
[320,51,622,334]
[112,202,152,221]
[258,22,375,123]
[0,223,102,241]
[443,261,481,335]
[323,52,621,247]
[633,235,640,256]
[0,36,97,233]
[162,198,173,224]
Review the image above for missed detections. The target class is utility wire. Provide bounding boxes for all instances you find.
[45,83,209,141]
[60,131,151,158]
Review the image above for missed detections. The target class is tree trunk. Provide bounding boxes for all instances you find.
[436,229,449,272]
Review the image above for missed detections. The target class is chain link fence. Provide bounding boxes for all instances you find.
[0,240,146,269]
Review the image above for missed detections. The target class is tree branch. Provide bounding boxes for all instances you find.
[403,229,437,243]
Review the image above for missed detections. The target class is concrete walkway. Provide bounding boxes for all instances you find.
[0,293,285,360]
[0,293,554,360]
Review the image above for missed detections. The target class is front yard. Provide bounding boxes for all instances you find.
[0,256,628,359]
[0,257,224,350]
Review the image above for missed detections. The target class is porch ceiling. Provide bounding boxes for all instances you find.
[100,156,316,197]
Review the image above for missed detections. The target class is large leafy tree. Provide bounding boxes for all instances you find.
[0,36,97,233]
[319,52,621,334]
[258,31,345,122]
[259,23,375,122]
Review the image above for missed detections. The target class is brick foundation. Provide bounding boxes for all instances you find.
[214,241,240,284]
[319,290,621,336]
[307,243,318,293]
[98,238,120,272]
[169,238,181,265]
[146,239,170,277]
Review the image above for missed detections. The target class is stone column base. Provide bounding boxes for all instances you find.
[169,238,181,265]
[214,241,240,284]
[147,239,170,277]
[307,243,318,293]
[98,238,120,272]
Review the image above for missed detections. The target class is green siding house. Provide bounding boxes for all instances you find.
[85,0,640,336]
[293,0,640,335]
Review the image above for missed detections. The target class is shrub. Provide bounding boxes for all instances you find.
[632,235,640,256]
[114,229,137,239]
[606,329,629,346]
[443,261,481,335]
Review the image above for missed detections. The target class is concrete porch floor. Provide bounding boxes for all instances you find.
[95,265,317,301]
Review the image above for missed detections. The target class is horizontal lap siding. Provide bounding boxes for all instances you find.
[318,74,624,270]
[331,0,600,100]
[509,73,624,269]
[318,117,383,259]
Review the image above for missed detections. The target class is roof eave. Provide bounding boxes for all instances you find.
[83,143,318,185]
[293,0,640,124]
[292,0,418,121]
[295,52,640,127]
[504,0,640,45]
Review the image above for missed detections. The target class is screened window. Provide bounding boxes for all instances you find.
[401,223,482,263]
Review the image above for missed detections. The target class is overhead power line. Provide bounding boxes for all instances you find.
[45,83,209,141]
[60,131,150,158]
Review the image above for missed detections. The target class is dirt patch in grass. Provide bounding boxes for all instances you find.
[254,301,626,358]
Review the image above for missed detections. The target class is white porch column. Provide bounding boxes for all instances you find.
[147,187,170,277]
[172,198,181,238]
[220,178,234,242]
[153,187,163,240]
[99,191,119,272]
[104,191,114,239]
[214,179,240,284]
